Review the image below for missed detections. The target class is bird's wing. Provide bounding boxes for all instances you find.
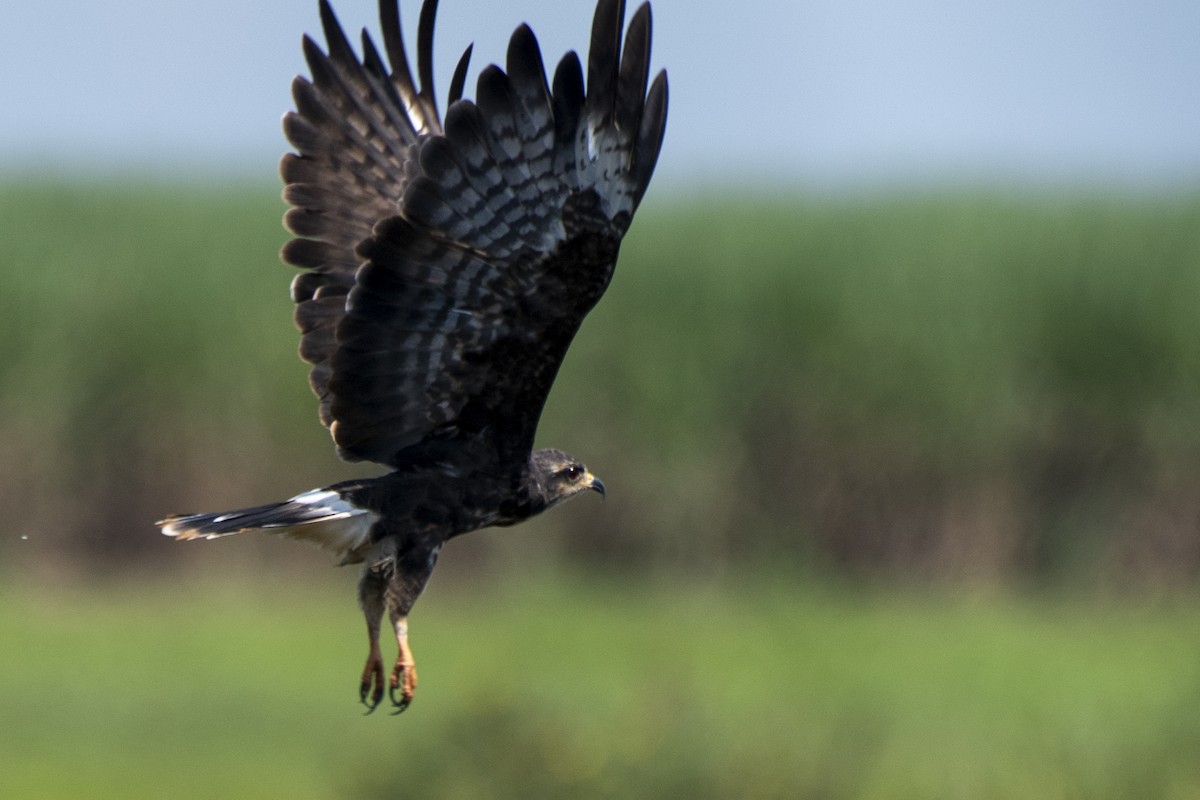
[283,0,472,430]
[282,0,667,469]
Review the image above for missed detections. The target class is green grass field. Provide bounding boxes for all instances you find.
[2,568,1199,799]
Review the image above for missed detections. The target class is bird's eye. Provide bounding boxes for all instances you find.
[563,465,584,482]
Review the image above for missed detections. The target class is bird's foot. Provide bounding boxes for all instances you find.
[389,656,417,714]
[360,649,385,714]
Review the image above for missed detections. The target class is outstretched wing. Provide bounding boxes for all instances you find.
[282,0,471,431]
[282,0,668,469]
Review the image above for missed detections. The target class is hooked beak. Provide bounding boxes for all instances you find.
[588,475,606,500]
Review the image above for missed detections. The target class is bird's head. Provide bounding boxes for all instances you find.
[530,448,606,509]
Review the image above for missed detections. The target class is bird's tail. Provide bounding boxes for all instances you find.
[157,488,379,564]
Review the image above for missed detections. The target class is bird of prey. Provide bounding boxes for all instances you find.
[157,0,667,714]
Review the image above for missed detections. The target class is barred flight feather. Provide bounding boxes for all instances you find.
[281,0,666,468]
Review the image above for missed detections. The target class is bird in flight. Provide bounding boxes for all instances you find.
[158,0,667,714]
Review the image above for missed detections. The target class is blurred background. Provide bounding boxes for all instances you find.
[3,1,1200,797]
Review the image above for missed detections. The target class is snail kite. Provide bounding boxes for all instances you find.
[158,0,667,713]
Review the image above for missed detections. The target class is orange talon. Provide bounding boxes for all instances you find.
[389,616,418,712]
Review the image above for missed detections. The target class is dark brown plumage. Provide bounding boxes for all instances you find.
[157,0,667,713]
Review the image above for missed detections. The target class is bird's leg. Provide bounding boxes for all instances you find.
[361,622,385,712]
[379,543,438,713]
[358,569,387,713]
[388,612,417,713]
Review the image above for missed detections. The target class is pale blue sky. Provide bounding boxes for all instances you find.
[3,0,1199,189]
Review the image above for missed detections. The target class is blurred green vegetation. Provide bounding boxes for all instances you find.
[2,570,1199,799]
[3,180,1200,581]
[4,180,1200,797]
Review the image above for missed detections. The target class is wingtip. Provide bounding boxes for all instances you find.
[448,42,474,105]
[614,0,652,134]
[416,0,441,108]
[630,68,668,206]
[586,0,627,120]
[316,0,359,65]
